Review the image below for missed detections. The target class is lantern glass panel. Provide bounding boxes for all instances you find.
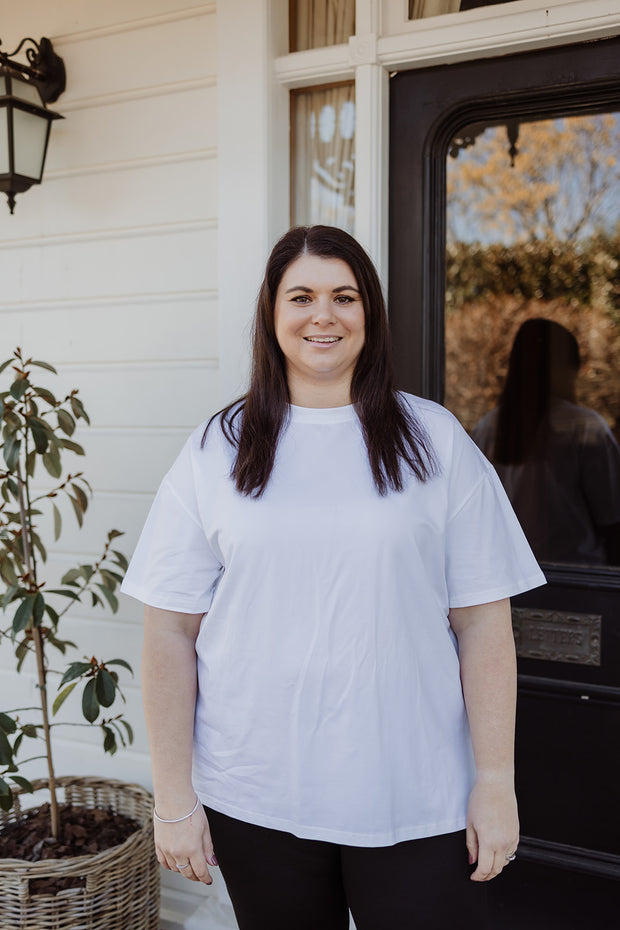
[13,108,49,180]
[0,109,9,174]
[0,74,7,95]
[11,76,42,106]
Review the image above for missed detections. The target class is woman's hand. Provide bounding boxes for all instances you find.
[154,804,218,884]
[466,775,519,882]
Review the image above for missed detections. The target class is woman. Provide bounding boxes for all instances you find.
[121,226,545,929]
[472,318,620,564]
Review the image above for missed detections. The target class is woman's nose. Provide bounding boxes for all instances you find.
[311,296,336,324]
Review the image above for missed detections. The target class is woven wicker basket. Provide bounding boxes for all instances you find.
[0,775,160,930]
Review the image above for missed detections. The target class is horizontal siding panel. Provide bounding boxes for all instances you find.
[2,158,217,239]
[38,362,219,428]
[60,14,216,104]
[21,493,152,579]
[44,85,217,174]
[0,296,218,363]
[0,226,217,301]
[4,2,214,46]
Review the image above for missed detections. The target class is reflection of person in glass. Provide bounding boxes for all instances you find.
[472,318,620,565]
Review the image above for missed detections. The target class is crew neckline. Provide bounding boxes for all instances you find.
[289,403,357,423]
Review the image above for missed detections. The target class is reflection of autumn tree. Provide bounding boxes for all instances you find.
[447,115,620,244]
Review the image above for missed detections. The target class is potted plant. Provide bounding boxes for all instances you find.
[0,348,159,929]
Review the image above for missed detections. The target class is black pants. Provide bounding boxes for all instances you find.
[205,807,488,930]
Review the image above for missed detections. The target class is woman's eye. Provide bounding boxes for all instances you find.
[334,294,354,304]
[292,295,311,304]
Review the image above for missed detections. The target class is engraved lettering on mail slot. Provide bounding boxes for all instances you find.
[511,608,601,666]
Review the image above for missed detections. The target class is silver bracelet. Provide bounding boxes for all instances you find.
[153,796,200,824]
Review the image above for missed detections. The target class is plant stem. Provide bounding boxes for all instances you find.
[15,458,60,841]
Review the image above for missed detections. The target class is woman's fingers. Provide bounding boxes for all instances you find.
[153,806,215,885]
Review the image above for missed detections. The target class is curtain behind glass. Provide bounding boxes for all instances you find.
[292,84,355,233]
[408,1,461,17]
[291,0,355,51]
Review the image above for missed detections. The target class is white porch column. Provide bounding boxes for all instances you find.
[216,0,289,407]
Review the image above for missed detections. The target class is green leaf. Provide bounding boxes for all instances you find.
[44,603,60,628]
[15,638,31,672]
[9,379,28,401]
[95,583,119,614]
[25,449,36,477]
[0,713,17,735]
[10,776,33,793]
[21,724,38,738]
[29,417,51,454]
[33,386,56,405]
[95,669,117,707]
[0,777,12,796]
[68,495,83,528]
[29,360,57,373]
[31,532,47,565]
[71,483,89,513]
[60,661,93,686]
[99,569,118,591]
[32,592,45,627]
[0,790,14,812]
[47,587,81,601]
[0,558,19,588]
[120,719,134,745]
[57,409,76,436]
[82,678,100,723]
[0,358,14,376]
[53,681,78,715]
[111,550,129,572]
[58,438,85,456]
[2,583,19,609]
[106,659,134,676]
[42,448,62,479]
[78,564,94,583]
[3,434,21,471]
[12,596,34,634]
[70,395,90,425]
[60,568,81,585]
[0,729,13,765]
[52,503,62,542]
[108,529,123,540]
[91,592,102,608]
[102,725,117,754]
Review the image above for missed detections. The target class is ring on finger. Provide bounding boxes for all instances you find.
[505,852,517,862]
[175,862,191,870]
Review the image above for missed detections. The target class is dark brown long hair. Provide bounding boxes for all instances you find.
[494,318,580,465]
[204,225,437,496]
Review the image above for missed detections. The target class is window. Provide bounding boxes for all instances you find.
[289,0,355,52]
[291,83,355,232]
[408,0,520,19]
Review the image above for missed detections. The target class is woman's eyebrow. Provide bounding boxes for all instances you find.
[284,285,360,294]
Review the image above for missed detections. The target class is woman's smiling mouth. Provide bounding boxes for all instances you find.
[303,336,343,343]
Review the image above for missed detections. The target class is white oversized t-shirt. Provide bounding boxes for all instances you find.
[122,394,545,846]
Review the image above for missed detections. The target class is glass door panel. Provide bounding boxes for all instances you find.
[445,112,620,568]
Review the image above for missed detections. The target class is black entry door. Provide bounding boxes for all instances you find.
[389,37,620,929]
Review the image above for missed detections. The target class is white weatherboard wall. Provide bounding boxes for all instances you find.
[0,1,224,925]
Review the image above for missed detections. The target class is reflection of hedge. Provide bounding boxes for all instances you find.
[446,235,620,316]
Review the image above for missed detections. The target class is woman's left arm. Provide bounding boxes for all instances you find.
[449,598,520,882]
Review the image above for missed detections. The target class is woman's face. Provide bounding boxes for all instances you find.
[273,253,365,403]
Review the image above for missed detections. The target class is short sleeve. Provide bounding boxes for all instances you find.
[444,428,546,608]
[121,435,223,614]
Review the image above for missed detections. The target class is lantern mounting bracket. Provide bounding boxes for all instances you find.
[0,36,66,104]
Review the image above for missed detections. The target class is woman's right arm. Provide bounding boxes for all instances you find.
[142,605,217,884]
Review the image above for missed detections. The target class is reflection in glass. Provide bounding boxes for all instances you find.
[292,84,355,233]
[445,112,620,566]
[471,319,620,565]
[408,0,518,19]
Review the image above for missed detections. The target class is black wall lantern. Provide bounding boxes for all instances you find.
[0,37,66,214]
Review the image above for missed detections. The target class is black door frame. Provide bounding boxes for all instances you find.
[389,35,620,886]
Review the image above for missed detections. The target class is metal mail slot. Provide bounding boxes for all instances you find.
[512,608,602,666]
